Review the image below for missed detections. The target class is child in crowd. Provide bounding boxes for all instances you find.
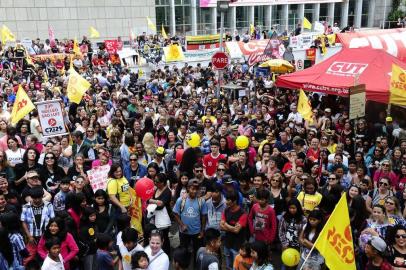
[233,242,254,270]
[131,251,149,270]
[119,228,144,270]
[41,237,64,270]
[53,177,71,212]
[95,233,118,270]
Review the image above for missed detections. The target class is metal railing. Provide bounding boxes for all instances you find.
[379,20,406,29]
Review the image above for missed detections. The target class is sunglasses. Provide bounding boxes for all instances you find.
[195,169,203,173]
[328,177,337,180]
[396,234,406,239]
[28,176,39,180]
[45,157,54,160]
[130,159,137,161]
[382,164,389,167]
[217,168,225,172]
[385,201,395,205]
[379,182,389,187]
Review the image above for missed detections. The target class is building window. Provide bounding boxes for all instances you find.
[236,6,249,28]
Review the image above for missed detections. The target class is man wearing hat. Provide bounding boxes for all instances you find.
[173,178,208,264]
[365,236,392,269]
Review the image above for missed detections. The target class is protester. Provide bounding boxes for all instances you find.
[0,29,402,270]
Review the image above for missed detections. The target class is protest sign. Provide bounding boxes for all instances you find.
[36,100,68,138]
[87,165,111,192]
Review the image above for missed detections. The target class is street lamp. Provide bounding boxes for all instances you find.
[217,0,229,53]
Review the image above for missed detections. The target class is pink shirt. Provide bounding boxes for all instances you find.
[37,232,79,269]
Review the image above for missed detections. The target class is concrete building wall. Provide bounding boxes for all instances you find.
[0,0,155,41]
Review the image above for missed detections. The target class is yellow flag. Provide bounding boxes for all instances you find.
[89,26,100,38]
[390,64,406,106]
[73,38,81,55]
[303,17,312,30]
[162,25,168,39]
[163,44,185,62]
[147,17,157,32]
[314,194,356,270]
[1,25,15,45]
[129,187,143,233]
[67,68,90,104]
[297,89,313,122]
[138,68,144,78]
[11,86,35,125]
[250,24,255,35]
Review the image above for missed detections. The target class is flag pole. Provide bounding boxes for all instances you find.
[299,244,317,270]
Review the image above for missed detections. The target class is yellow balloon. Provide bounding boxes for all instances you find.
[236,135,249,150]
[188,133,200,148]
[281,248,300,267]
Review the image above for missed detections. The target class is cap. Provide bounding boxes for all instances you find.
[369,236,387,253]
[187,179,200,187]
[156,147,165,156]
[231,124,239,131]
[324,108,332,113]
[386,116,393,122]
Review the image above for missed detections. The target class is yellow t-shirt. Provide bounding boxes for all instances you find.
[297,191,322,212]
[107,177,131,207]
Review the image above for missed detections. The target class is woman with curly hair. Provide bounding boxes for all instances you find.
[107,128,123,165]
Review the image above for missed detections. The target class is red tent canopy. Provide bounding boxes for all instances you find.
[276,48,406,104]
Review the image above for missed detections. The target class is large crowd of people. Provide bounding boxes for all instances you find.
[0,30,404,270]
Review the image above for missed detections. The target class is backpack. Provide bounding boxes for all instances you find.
[180,197,204,214]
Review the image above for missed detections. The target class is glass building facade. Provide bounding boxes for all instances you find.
[156,0,381,36]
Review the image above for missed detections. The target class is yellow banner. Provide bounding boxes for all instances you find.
[129,187,143,234]
[186,34,223,42]
[390,64,406,106]
[314,194,356,270]
[11,85,35,124]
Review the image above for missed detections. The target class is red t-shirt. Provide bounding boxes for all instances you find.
[248,203,277,244]
[203,153,225,177]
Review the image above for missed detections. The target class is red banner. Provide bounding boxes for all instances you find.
[306,48,316,62]
[104,40,119,54]
[337,28,406,62]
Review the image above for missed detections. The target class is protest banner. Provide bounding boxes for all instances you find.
[186,34,222,50]
[36,100,68,138]
[87,164,111,192]
[104,40,119,54]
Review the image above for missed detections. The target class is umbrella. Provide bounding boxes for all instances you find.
[259,59,295,73]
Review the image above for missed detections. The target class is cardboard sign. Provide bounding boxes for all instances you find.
[36,100,68,138]
[349,84,366,120]
[87,165,111,192]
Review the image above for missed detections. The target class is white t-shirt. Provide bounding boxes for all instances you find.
[41,254,65,270]
[145,246,169,270]
[6,148,25,166]
[30,118,43,142]
[119,242,144,270]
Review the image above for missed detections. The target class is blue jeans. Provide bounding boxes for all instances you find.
[223,246,238,270]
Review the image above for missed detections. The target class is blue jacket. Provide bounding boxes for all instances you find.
[123,163,147,186]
